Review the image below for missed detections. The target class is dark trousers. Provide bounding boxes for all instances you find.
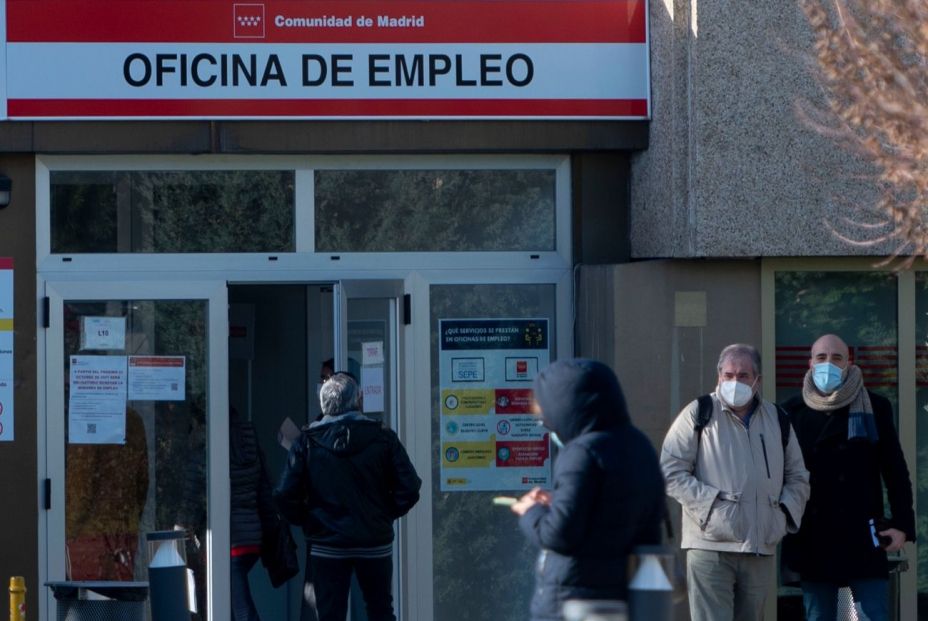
[309,555,395,621]
[231,553,260,621]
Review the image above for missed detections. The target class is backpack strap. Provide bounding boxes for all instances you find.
[695,395,791,450]
[775,404,791,451]
[694,394,714,441]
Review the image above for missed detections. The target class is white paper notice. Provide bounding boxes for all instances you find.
[128,356,186,401]
[277,417,302,451]
[69,355,128,444]
[80,316,126,351]
[361,341,385,366]
[361,366,385,413]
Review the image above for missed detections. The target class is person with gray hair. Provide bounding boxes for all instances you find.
[318,372,360,417]
[274,372,421,621]
[661,343,810,621]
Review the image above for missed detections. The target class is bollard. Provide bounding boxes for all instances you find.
[8,577,25,621]
[628,546,673,621]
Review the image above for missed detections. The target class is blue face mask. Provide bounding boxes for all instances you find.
[812,362,844,393]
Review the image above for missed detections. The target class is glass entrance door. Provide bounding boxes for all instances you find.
[43,280,229,621]
[334,280,404,621]
[335,280,402,431]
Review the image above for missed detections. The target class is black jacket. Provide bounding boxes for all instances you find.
[519,359,666,621]
[274,412,421,549]
[230,411,276,550]
[781,391,915,582]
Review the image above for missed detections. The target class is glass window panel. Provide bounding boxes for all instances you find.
[51,171,295,253]
[774,271,898,410]
[773,270,899,617]
[347,299,393,428]
[430,283,556,621]
[315,170,556,252]
[63,299,209,617]
[914,273,928,614]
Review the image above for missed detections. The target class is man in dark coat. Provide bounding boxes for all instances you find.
[511,359,666,621]
[781,334,915,621]
[274,372,421,621]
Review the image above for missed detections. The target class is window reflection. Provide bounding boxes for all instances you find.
[316,170,556,252]
[773,271,899,620]
[51,171,294,253]
[63,300,209,620]
[913,273,928,614]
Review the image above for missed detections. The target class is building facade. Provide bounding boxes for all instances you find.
[0,1,921,620]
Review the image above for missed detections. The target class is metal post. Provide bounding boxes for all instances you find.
[9,576,25,621]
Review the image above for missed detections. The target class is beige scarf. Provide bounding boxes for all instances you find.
[801,364,878,442]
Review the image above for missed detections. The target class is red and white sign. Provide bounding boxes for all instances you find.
[128,355,186,401]
[1,0,649,120]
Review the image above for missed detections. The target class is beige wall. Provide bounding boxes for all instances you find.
[577,260,762,444]
[632,0,889,258]
[0,156,38,615]
[577,259,763,619]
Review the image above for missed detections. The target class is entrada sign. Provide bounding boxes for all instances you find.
[1,0,649,120]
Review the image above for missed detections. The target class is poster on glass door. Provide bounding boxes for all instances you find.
[439,318,550,492]
[69,355,128,444]
[0,258,13,442]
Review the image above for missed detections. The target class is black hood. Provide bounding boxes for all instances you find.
[533,359,630,443]
[307,411,381,455]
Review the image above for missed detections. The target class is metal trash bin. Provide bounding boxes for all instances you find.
[46,581,148,621]
[146,530,192,621]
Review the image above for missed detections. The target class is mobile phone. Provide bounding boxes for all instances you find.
[869,518,893,548]
[492,496,518,507]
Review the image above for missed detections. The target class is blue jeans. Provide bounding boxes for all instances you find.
[801,579,888,621]
[231,553,261,621]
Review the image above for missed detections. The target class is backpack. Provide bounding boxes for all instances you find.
[694,394,791,450]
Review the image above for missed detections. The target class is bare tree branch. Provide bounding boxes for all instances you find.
[800,0,928,260]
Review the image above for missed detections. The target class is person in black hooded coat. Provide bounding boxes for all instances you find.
[511,359,666,621]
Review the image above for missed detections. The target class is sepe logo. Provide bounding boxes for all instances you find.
[234,4,266,39]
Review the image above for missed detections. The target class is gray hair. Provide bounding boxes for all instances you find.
[717,344,762,376]
[319,373,361,417]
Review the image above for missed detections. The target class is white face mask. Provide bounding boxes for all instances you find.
[550,432,565,449]
[718,379,755,408]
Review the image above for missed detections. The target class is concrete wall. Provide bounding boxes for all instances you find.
[0,155,38,615]
[632,0,890,258]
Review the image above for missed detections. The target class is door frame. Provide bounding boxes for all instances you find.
[39,279,229,621]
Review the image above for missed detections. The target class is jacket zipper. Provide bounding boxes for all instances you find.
[759,433,771,478]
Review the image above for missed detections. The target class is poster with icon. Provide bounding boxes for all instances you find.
[0,258,13,442]
[439,318,550,491]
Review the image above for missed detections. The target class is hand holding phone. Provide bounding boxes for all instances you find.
[869,518,893,548]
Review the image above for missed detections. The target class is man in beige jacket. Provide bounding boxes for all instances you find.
[661,343,809,621]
